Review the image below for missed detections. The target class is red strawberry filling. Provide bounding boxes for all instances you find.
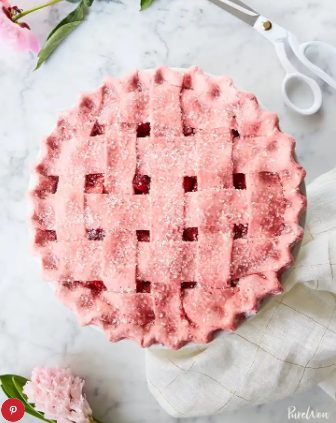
[233,173,246,190]
[85,174,105,193]
[85,280,106,296]
[183,227,198,242]
[137,122,151,138]
[183,176,198,192]
[136,280,151,293]
[136,230,150,242]
[231,129,240,139]
[133,175,151,194]
[86,228,105,241]
[183,126,196,137]
[233,224,248,239]
[181,282,197,289]
[90,121,105,136]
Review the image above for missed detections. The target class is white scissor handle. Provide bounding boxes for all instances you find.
[275,40,323,115]
[254,16,323,115]
[281,71,322,115]
[298,40,336,90]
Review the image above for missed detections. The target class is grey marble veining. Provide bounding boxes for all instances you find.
[0,0,336,422]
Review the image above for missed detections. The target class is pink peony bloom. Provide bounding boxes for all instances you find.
[0,0,39,52]
[23,368,93,423]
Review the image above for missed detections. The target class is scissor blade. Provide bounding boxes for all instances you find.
[209,0,260,27]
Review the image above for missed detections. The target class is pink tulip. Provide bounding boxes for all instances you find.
[0,0,39,52]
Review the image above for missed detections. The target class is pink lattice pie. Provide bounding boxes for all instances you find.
[30,66,306,349]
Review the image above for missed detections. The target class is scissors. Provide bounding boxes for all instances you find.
[209,0,336,115]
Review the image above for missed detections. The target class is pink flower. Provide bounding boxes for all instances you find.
[0,0,39,52]
[23,368,93,423]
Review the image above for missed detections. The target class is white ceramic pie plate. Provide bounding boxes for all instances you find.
[29,67,306,350]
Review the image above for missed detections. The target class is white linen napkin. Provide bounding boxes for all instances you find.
[146,168,336,418]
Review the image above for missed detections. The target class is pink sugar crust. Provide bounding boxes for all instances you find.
[30,66,306,349]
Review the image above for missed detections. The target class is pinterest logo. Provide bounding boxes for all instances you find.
[1,398,25,422]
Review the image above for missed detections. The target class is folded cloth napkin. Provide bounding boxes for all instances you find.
[146,168,336,418]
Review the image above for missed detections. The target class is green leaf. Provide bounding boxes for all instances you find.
[0,374,19,398]
[36,0,94,69]
[48,0,93,39]
[1,384,14,400]
[140,0,155,10]
[83,0,94,6]
[10,375,29,391]
[36,21,82,69]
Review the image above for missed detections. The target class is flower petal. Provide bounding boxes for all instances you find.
[0,4,40,53]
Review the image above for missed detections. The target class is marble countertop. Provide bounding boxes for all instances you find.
[0,0,336,422]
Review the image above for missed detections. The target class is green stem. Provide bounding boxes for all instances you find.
[12,0,64,22]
